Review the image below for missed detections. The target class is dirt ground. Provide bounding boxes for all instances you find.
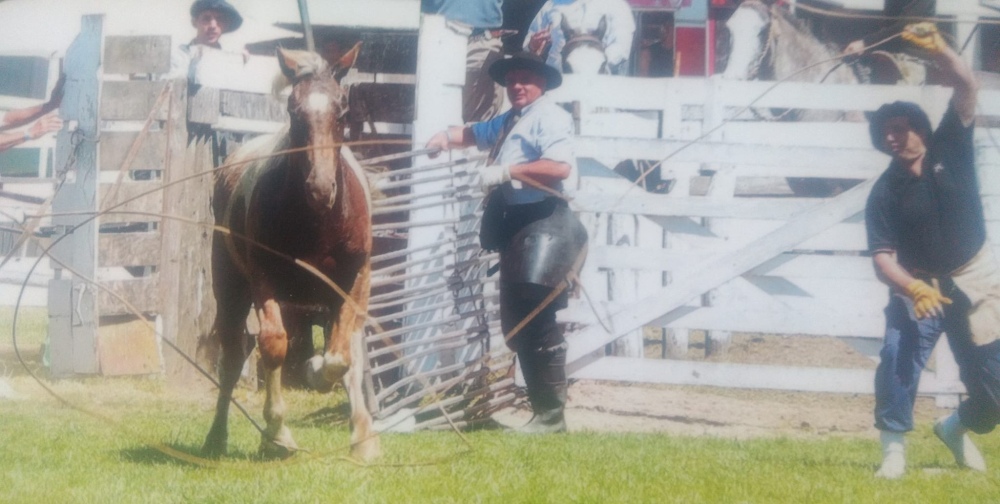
[493,332,951,440]
[2,331,952,441]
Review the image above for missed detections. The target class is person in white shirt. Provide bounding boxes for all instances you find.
[524,0,636,75]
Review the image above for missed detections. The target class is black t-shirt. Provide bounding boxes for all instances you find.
[865,103,985,275]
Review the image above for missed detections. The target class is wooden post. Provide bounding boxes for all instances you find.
[400,14,465,380]
[161,79,216,384]
[48,15,103,377]
[702,75,732,358]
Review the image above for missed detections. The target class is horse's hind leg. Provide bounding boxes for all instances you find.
[340,264,379,461]
[203,286,251,457]
[257,297,299,457]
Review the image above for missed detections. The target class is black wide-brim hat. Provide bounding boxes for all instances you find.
[190,0,244,33]
[488,51,563,90]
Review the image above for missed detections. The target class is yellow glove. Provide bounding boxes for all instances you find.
[901,22,948,54]
[904,279,952,319]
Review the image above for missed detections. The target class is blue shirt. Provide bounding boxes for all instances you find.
[471,95,576,205]
[421,0,502,29]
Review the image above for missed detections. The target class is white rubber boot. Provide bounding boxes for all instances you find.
[934,413,987,472]
[875,430,906,479]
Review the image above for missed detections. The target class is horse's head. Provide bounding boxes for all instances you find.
[561,14,608,75]
[722,0,771,80]
[277,44,360,212]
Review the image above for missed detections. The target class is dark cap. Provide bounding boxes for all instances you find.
[488,51,563,90]
[190,0,243,33]
[868,101,933,154]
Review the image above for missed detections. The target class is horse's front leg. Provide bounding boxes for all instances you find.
[343,263,379,461]
[257,297,299,457]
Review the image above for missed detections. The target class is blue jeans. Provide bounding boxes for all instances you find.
[875,289,1000,434]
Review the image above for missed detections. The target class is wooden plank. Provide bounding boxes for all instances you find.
[97,316,161,375]
[570,357,965,395]
[573,137,886,174]
[187,85,219,125]
[100,81,172,121]
[348,83,415,124]
[99,131,168,172]
[553,74,951,116]
[574,192,823,219]
[561,290,886,338]
[566,176,877,365]
[98,278,160,315]
[219,90,288,123]
[103,35,170,75]
[98,233,161,268]
[99,182,163,221]
[355,32,418,74]
[160,78,216,382]
[590,248,875,280]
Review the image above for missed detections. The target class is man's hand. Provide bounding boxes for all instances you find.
[528,28,552,56]
[479,164,511,190]
[902,22,948,54]
[425,131,451,159]
[904,279,953,319]
[28,112,63,140]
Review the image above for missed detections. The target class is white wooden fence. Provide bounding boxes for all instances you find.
[373,16,1000,426]
[549,74,1000,402]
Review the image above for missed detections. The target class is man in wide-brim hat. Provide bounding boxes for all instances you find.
[190,0,243,47]
[426,51,587,434]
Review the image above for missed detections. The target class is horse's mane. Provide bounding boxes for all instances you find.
[768,4,856,85]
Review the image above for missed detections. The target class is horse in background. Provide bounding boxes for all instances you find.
[721,0,862,196]
[204,46,379,461]
[561,15,610,75]
[722,0,859,119]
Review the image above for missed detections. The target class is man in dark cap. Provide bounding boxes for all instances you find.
[865,22,1000,479]
[426,52,587,434]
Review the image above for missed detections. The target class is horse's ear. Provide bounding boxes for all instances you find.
[560,14,576,38]
[595,16,608,40]
[277,47,299,80]
[332,42,362,82]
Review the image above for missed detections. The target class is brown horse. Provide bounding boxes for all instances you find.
[203,46,379,461]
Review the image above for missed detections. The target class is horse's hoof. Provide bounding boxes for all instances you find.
[202,431,228,458]
[320,353,349,385]
[202,440,227,459]
[259,428,299,459]
[259,438,299,459]
[350,436,381,463]
[305,355,335,392]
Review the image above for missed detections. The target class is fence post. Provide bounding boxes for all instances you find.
[48,15,102,377]
[400,13,466,381]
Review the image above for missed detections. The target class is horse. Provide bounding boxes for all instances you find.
[722,0,862,196]
[203,46,379,461]
[561,14,609,75]
[722,0,859,118]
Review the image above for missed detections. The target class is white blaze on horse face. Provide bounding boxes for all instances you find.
[564,45,607,75]
[306,92,332,114]
[723,4,769,80]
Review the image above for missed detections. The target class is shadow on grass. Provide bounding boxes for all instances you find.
[119,443,260,466]
[296,403,351,427]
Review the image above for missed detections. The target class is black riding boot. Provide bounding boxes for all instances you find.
[516,341,568,434]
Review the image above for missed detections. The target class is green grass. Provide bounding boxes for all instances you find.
[2,378,1000,504]
[3,311,1000,502]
